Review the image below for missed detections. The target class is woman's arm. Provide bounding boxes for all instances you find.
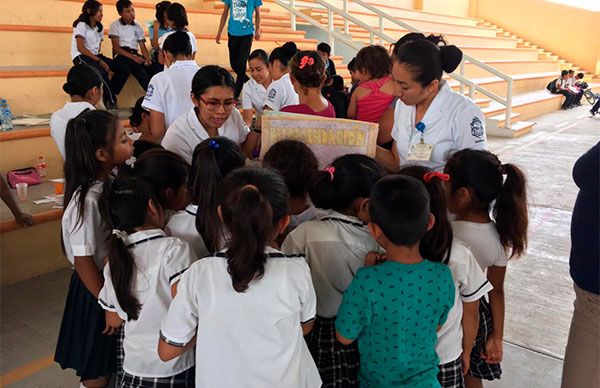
[485,265,506,364]
[149,110,167,140]
[0,176,33,227]
[216,5,229,44]
[158,336,196,361]
[74,256,104,298]
[375,143,400,173]
[241,131,261,158]
[461,300,480,374]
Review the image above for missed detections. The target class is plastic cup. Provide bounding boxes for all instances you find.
[16,183,28,202]
[54,180,65,195]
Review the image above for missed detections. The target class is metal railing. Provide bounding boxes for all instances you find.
[275,0,515,129]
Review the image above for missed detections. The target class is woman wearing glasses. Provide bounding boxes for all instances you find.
[162,65,261,164]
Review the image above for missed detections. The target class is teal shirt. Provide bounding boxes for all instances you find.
[336,260,455,388]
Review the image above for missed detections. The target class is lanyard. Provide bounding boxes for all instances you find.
[415,121,426,143]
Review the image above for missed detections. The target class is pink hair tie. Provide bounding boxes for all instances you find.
[423,171,450,184]
[324,166,335,181]
[299,55,315,69]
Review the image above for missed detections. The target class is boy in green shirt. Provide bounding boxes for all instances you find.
[336,175,455,387]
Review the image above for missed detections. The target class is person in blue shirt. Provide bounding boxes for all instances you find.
[216,0,262,98]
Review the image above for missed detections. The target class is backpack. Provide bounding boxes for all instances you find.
[546,78,559,93]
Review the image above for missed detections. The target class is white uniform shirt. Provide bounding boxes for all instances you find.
[108,19,145,50]
[71,21,104,60]
[281,210,381,318]
[142,60,200,129]
[452,221,508,270]
[50,102,96,160]
[160,247,321,388]
[98,229,195,377]
[164,204,209,259]
[162,107,250,164]
[61,181,108,270]
[436,239,493,363]
[158,31,197,55]
[264,73,299,111]
[241,78,268,114]
[288,205,327,232]
[392,81,487,172]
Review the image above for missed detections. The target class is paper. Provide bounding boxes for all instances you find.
[11,118,50,126]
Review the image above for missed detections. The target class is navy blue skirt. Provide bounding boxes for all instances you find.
[54,271,117,381]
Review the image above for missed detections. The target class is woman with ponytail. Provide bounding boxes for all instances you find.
[165,137,245,257]
[159,167,321,387]
[444,149,528,387]
[376,34,487,172]
[98,176,195,387]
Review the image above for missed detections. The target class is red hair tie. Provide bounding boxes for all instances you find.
[299,55,315,69]
[423,171,449,184]
[324,166,335,181]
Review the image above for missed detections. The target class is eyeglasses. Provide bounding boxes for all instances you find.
[199,96,237,112]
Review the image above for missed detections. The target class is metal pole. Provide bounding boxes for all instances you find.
[290,0,296,30]
[343,0,349,34]
[505,79,513,129]
[459,58,465,96]
[469,85,475,100]
[378,16,383,45]
[328,9,334,54]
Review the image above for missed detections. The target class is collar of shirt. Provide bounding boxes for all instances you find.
[184,107,214,139]
[419,81,452,126]
[185,204,198,216]
[320,209,365,227]
[248,78,268,92]
[123,228,166,247]
[167,60,199,71]
[119,18,135,26]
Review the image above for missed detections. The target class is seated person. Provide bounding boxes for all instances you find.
[317,42,336,76]
[158,3,197,63]
[263,45,299,112]
[552,70,576,110]
[322,75,349,119]
[148,1,172,75]
[129,97,157,142]
[241,49,272,128]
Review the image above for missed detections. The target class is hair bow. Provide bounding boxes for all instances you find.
[112,229,128,240]
[299,55,315,69]
[324,166,335,181]
[125,156,136,168]
[208,139,220,150]
[423,171,450,184]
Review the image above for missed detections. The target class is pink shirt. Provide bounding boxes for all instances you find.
[356,76,395,123]
[281,102,336,118]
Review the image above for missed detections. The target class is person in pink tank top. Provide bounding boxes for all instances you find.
[347,46,396,147]
[281,50,336,118]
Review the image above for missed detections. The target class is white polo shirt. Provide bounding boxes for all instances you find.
[392,81,487,172]
[61,181,108,270]
[281,210,381,318]
[50,101,96,160]
[98,229,195,378]
[158,30,197,55]
[71,21,104,60]
[162,107,250,165]
[264,73,299,111]
[241,78,268,114]
[164,204,209,259]
[108,19,145,51]
[160,247,321,388]
[436,239,493,364]
[452,221,508,271]
[142,60,200,129]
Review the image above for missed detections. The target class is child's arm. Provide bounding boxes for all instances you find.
[151,21,160,50]
[301,319,315,335]
[216,5,230,44]
[76,37,110,73]
[74,256,104,298]
[149,110,167,140]
[0,176,33,227]
[139,41,151,65]
[254,7,261,40]
[102,311,124,335]
[375,143,400,173]
[111,37,145,63]
[484,265,506,364]
[242,110,254,128]
[336,332,354,345]
[461,300,480,374]
[158,335,196,361]
[346,87,359,119]
[241,131,261,158]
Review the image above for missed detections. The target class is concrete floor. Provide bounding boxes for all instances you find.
[1,105,598,387]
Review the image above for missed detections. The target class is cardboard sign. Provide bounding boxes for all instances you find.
[260,114,379,168]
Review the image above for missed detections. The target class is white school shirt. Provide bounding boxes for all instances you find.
[392,81,487,172]
[281,210,381,318]
[108,19,146,51]
[50,102,96,160]
[162,107,250,164]
[98,229,195,378]
[158,30,197,55]
[164,204,209,259]
[436,239,493,364]
[451,221,508,271]
[61,181,108,270]
[264,73,299,111]
[142,60,200,129]
[160,247,322,388]
[288,205,327,232]
[241,78,268,114]
[71,21,103,60]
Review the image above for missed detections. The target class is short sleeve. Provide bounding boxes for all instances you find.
[281,228,308,265]
[299,262,317,323]
[437,267,455,326]
[222,0,232,6]
[451,103,487,152]
[108,22,118,38]
[160,265,199,346]
[162,129,193,165]
[455,245,493,303]
[98,264,129,321]
[163,239,194,286]
[264,83,282,111]
[335,269,371,340]
[66,196,101,257]
[492,251,509,267]
[135,24,145,42]
[241,83,253,110]
[142,80,164,113]
[188,33,197,54]
[255,0,263,7]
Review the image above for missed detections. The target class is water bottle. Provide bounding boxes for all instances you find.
[0,99,7,131]
[3,108,13,131]
[36,154,48,178]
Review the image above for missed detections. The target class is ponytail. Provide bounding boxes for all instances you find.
[107,232,141,320]
[494,163,528,258]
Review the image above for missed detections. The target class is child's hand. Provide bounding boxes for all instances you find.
[482,335,503,364]
[215,33,222,44]
[461,352,470,375]
[15,212,33,227]
[102,311,123,336]
[365,252,387,266]
[255,30,261,40]
[133,55,145,65]
[99,60,111,73]
[153,20,160,31]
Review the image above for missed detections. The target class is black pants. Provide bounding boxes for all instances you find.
[228,34,253,98]
[557,90,574,109]
[591,98,600,114]
[573,90,584,105]
[74,54,129,108]
[114,54,151,90]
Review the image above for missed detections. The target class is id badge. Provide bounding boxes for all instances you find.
[407,140,433,161]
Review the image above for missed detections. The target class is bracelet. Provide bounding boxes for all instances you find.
[252,128,262,134]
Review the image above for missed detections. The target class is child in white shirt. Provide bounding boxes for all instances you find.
[241,49,271,128]
[263,46,299,112]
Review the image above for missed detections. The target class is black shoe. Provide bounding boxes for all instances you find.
[591,110,597,116]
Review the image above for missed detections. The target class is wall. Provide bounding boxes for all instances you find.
[420,0,470,17]
[475,0,600,75]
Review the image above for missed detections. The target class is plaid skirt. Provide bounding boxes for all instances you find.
[438,357,465,388]
[120,367,195,388]
[116,326,125,385]
[305,316,360,387]
[468,297,502,380]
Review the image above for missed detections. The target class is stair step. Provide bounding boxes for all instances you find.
[486,112,521,126]
[487,120,535,138]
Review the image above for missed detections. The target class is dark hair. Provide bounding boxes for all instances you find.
[118,140,164,175]
[317,42,331,55]
[289,50,326,89]
[392,34,462,87]
[155,1,171,27]
[162,30,192,57]
[561,70,569,77]
[393,32,426,49]
[347,58,356,72]
[190,137,245,252]
[219,168,289,292]
[568,70,574,74]
[99,177,160,321]
[63,64,102,97]
[129,96,149,127]
[166,2,188,30]
[309,154,386,211]
[263,140,319,198]
[116,0,132,14]
[576,72,584,79]
[354,45,392,79]
[191,65,235,98]
[369,175,430,246]
[445,149,528,258]
[64,110,119,225]
[399,166,452,263]
[72,0,103,31]
[331,75,344,91]
[248,49,269,65]
[270,44,296,68]
[282,42,298,56]
[128,149,189,209]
